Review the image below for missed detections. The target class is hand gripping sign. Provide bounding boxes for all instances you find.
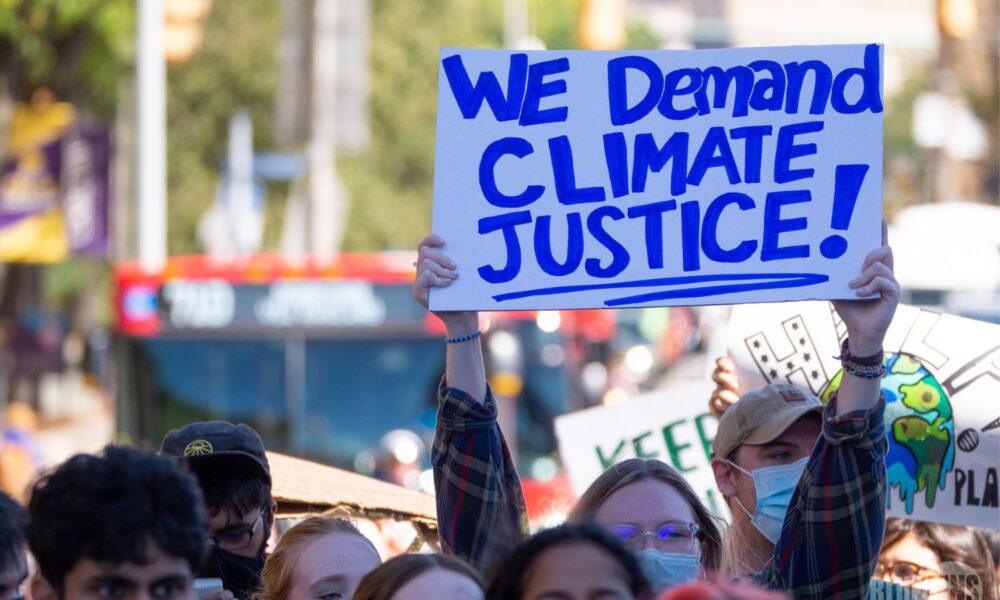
[430,44,884,311]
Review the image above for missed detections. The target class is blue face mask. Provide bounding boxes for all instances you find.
[727,456,809,544]
[635,548,700,592]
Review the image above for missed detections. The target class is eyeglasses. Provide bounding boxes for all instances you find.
[609,521,701,554]
[209,511,263,551]
[875,561,945,587]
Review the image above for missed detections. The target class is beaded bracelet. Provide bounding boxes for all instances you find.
[842,362,887,379]
[446,330,482,344]
[834,338,886,378]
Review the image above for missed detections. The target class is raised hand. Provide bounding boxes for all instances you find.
[834,221,900,357]
[413,234,479,334]
[709,357,741,420]
[413,233,458,310]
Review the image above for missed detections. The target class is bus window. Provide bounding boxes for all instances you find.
[135,338,289,447]
[301,337,445,468]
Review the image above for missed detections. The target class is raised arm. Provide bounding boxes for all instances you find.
[768,230,898,599]
[414,234,486,401]
[413,234,527,573]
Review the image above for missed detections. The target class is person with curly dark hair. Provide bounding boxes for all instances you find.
[485,524,649,600]
[27,445,208,600]
[0,491,27,600]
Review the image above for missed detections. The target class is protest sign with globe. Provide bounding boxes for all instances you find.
[730,302,999,529]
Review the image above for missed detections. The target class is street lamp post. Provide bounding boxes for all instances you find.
[137,0,167,271]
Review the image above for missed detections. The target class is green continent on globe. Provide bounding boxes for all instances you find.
[899,377,952,421]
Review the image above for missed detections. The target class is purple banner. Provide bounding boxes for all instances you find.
[0,122,110,259]
[60,125,110,257]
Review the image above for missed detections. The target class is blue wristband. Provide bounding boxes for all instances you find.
[446,330,482,344]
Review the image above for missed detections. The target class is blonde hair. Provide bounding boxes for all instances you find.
[719,512,771,577]
[568,458,724,573]
[254,516,380,600]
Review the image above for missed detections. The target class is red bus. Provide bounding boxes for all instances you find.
[113,253,576,475]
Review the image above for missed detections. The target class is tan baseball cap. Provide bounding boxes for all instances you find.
[711,383,824,459]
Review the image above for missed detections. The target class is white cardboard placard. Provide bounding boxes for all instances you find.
[431,45,884,311]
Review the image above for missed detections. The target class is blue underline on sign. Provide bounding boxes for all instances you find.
[491,272,830,306]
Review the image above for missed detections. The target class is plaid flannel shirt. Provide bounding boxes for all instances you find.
[432,379,529,574]
[434,378,887,598]
[755,393,888,599]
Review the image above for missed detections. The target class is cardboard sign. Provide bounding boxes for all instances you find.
[431,45,883,310]
[727,302,1000,530]
[555,380,731,519]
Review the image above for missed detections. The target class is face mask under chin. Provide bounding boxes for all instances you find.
[200,545,266,600]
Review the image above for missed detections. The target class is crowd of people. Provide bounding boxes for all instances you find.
[0,230,996,600]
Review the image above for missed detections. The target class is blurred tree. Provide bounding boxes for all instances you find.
[883,65,935,217]
[339,0,659,251]
[0,0,133,156]
[165,0,281,255]
[338,0,503,251]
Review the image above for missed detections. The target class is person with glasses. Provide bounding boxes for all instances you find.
[568,459,721,592]
[160,422,276,600]
[26,446,207,600]
[0,491,27,600]
[877,518,997,600]
[411,235,721,594]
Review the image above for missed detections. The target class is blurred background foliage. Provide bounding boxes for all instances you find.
[163,0,660,254]
[165,0,282,254]
[0,0,133,118]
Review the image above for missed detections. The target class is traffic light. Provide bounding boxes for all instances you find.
[578,0,625,50]
[163,0,214,64]
[937,0,977,39]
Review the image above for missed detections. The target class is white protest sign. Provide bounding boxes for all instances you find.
[727,302,1000,529]
[554,380,730,519]
[431,45,884,310]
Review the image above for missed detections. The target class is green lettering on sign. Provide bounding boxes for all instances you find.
[632,431,658,460]
[595,439,626,469]
[662,419,696,473]
[694,412,717,462]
